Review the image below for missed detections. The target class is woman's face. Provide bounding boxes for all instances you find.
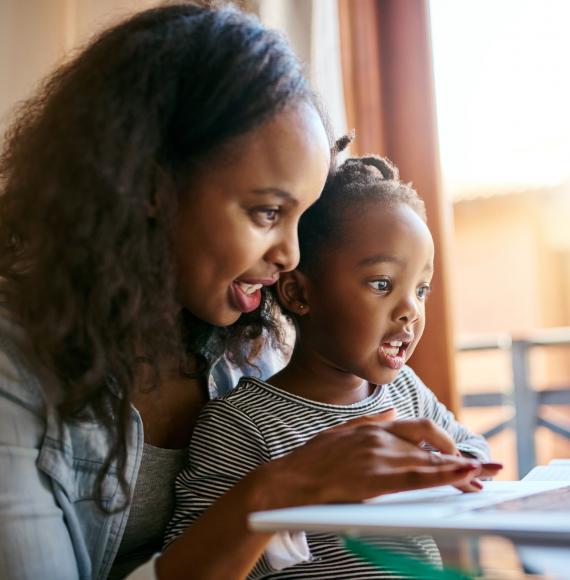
[172,105,330,326]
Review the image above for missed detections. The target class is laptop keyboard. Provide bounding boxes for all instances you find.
[477,485,570,512]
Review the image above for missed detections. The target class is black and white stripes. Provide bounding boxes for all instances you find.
[165,366,489,579]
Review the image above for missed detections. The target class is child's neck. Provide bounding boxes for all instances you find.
[269,346,374,405]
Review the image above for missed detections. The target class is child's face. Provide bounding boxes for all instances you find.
[301,203,434,385]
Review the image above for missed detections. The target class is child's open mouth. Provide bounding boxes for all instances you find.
[378,340,410,370]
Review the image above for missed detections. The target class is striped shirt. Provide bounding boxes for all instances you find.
[165,366,489,579]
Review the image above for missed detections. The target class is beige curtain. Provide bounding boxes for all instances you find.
[257,0,348,138]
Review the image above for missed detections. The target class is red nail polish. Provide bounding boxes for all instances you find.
[455,465,477,473]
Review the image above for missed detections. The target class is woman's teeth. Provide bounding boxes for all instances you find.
[236,281,263,295]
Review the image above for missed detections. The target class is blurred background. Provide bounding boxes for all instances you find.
[1,0,569,482]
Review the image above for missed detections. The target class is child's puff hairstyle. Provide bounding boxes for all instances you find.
[0,2,329,510]
[297,146,427,276]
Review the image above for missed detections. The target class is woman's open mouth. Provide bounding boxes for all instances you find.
[378,340,410,370]
[229,280,264,313]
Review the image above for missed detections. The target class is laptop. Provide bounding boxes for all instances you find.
[249,480,570,546]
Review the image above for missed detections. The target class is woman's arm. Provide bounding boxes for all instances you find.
[163,399,277,579]
[0,396,80,580]
[156,411,484,580]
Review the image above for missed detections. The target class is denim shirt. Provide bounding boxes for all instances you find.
[0,307,284,580]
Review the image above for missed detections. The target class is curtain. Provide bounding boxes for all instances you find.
[339,0,458,411]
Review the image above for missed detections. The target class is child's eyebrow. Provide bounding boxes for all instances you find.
[250,187,297,205]
[357,254,400,268]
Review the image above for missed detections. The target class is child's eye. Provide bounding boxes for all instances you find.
[252,207,280,226]
[368,278,391,293]
[417,283,432,300]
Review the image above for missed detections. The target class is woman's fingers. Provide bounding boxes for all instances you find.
[368,464,482,496]
[382,418,459,456]
[270,418,494,505]
[454,478,484,493]
[479,462,503,478]
[373,448,479,469]
[454,462,504,493]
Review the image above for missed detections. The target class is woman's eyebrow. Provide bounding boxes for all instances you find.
[250,187,297,204]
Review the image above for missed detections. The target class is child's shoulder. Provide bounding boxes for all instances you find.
[201,375,274,416]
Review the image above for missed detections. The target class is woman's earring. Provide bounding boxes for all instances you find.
[299,304,305,310]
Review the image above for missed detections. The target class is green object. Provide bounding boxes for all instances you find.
[343,536,474,580]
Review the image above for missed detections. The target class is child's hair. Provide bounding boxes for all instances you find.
[297,152,427,275]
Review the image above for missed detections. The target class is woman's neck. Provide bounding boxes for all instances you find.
[132,353,209,449]
[268,347,373,405]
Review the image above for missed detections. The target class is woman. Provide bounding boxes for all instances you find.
[0,4,485,579]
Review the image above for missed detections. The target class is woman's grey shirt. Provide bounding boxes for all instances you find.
[0,307,282,580]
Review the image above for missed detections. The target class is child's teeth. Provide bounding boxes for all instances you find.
[383,346,400,356]
[382,340,404,357]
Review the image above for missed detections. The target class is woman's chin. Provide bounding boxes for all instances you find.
[200,307,243,327]
[179,297,243,327]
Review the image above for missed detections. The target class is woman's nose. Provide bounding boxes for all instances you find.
[266,227,300,272]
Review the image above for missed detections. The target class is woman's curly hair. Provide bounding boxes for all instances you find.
[0,2,326,510]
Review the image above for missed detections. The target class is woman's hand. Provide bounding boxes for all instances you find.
[374,417,502,493]
[251,413,500,509]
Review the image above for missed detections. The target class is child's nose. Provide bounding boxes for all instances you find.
[394,295,421,324]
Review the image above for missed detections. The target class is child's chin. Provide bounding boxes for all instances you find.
[371,366,401,386]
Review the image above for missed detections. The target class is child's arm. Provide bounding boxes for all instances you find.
[164,398,308,579]
[403,367,490,462]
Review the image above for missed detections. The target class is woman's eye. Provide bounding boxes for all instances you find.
[369,279,391,293]
[252,207,280,226]
[417,284,432,300]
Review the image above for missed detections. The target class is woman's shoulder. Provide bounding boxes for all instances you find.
[208,341,288,399]
[0,305,48,413]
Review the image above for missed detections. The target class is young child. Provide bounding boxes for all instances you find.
[165,155,496,578]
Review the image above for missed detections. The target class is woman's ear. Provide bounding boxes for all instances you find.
[276,270,310,316]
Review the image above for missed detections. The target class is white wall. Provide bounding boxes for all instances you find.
[0,0,160,142]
